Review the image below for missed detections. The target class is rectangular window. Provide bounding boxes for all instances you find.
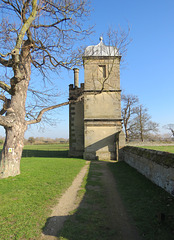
[98,65,106,79]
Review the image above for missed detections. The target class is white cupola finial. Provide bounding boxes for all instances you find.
[99,36,103,42]
[84,36,120,57]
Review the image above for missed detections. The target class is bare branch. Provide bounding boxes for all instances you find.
[163,124,174,138]
[27,101,70,125]
[0,108,6,115]
[0,96,11,115]
[0,94,6,102]
[0,108,15,127]
[13,0,37,54]
[0,81,12,94]
[1,0,21,17]
[106,26,132,64]
[121,93,139,142]
[0,52,11,58]
[27,95,83,125]
[32,18,71,29]
[28,88,58,97]
[21,0,33,42]
[0,57,13,67]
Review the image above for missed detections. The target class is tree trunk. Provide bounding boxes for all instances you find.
[125,129,129,142]
[0,44,30,178]
[0,123,27,178]
[139,107,144,142]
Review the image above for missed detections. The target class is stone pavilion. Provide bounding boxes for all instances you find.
[69,37,125,160]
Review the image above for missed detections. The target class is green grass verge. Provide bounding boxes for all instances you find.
[0,145,85,240]
[139,145,174,153]
[109,161,174,240]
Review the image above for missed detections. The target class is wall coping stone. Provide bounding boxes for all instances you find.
[123,146,174,168]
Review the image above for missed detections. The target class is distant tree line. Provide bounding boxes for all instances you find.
[25,137,69,145]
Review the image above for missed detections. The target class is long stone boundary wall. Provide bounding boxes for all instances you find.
[122,146,174,196]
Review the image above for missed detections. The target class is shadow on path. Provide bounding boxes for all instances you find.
[42,161,141,240]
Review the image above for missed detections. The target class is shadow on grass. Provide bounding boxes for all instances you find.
[42,161,174,240]
[108,162,174,240]
[42,161,119,240]
[22,149,69,158]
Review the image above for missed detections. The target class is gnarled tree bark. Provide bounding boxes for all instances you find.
[0,42,31,178]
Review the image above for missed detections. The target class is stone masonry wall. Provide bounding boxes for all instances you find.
[69,84,84,157]
[123,146,174,196]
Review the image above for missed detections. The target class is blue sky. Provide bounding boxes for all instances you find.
[0,0,174,139]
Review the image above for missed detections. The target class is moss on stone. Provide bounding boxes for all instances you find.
[123,146,174,168]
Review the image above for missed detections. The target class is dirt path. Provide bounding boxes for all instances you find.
[41,161,141,240]
[41,161,89,240]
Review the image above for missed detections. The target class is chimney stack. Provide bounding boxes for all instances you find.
[73,68,79,88]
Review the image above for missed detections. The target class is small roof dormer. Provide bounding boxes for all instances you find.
[84,37,120,57]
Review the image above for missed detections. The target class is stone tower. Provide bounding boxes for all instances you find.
[69,38,125,160]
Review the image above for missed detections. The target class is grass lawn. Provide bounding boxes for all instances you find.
[24,143,69,150]
[109,161,174,240]
[138,145,174,153]
[1,143,174,240]
[0,144,85,240]
[22,144,69,158]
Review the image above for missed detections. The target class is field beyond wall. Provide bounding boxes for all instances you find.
[137,145,174,153]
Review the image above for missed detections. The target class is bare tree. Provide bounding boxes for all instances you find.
[28,136,35,144]
[105,26,132,65]
[0,0,91,178]
[129,105,159,142]
[163,124,174,138]
[121,93,139,142]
